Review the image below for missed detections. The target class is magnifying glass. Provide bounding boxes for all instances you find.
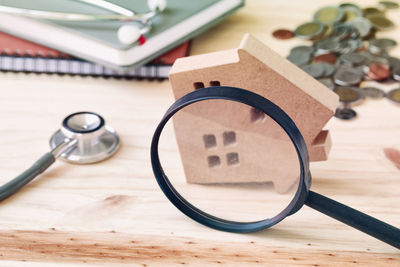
[0,111,119,202]
[151,86,400,249]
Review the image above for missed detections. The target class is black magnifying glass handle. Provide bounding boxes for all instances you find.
[305,190,400,249]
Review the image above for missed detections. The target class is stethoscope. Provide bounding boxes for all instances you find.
[0,0,167,45]
[0,111,119,202]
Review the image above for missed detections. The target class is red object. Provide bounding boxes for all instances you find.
[313,53,336,64]
[0,31,69,57]
[368,63,391,80]
[272,29,294,40]
[139,35,146,46]
[0,31,190,65]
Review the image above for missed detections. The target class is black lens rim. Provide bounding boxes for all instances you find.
[151,86,311,233]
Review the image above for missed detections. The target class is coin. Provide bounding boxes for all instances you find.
[314,38,340,55]
[287,51,311,66]
[313,53,337,64]
[367,62,391,80]
[318,78,335,89]
[272,29,294,40]
[335,107,357,120]
[387,88,400,103]
[359,86,386,99]
[301,63,325,78]
[320,63,336,77]
[334,68,362,86]
[392,66,400,81]
[369,38,397,54]
[290,45,314,54]
[347,17,372,37]
[339,3,361,10]
[368,15,395,31]
[387,56,400,69]
[294,21,325,40]
[314,6,344,25]
[363,7,384,17]
[379,1,399,9]
[333,86,364,104]
[342,6,363,21]
[339,52,367,66]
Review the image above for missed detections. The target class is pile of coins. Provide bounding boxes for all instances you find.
[273,1,400,120]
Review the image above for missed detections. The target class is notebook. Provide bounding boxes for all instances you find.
[0,0,243,70]
[0,31,190,79]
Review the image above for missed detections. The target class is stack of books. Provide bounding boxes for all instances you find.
[0,0,244,79]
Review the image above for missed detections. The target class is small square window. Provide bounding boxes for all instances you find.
[226,153,239,166]
[194,82,205,90]
[208,155,221,168]
[203,134,217,149]
[223,131,236,146]
[210,81,220,86]
[250,107,265,122]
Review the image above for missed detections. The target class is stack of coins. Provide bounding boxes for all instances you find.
[273,1,400,120]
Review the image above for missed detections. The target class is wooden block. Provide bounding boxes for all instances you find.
[169,34,338,192]
[309,130,332,162]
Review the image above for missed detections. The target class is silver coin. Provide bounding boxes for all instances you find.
[386,56,400,69]
[341,5,363,21]
[333,24,355,40]
[347,17,372,37]
[365,55,389,65]
[369,38,397,55]
[334,68,363,86]
[301,63,325,78]
[314,38,340,55]
[319,62,336,77]
[337,39,359,54]
[318,78,335,89]
[290,45,314,55]
[392,66,400,81]
[287,51,311,66]
[359,87,386,99]
[339,52,367,66]
[335,107,357,120]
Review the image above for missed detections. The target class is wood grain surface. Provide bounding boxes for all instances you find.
[0,0,399,266]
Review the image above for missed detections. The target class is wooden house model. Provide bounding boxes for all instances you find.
[169,34,339,193]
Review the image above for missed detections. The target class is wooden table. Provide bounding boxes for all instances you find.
[0,0,399,265]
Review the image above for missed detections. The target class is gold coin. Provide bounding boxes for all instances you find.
[387,88,400,103]
[368,14,395,30]
[379,1,399,9]
[333,87,363,103]
[314,6,344,24]
[363,7,384,17]
[343,6,362,21]
[294,22,325,39]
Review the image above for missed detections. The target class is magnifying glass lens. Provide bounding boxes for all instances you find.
[159,98,301,223]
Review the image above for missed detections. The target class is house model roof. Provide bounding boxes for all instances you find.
[169,34,339,162]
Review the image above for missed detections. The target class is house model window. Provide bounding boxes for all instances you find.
[169,34,339,193]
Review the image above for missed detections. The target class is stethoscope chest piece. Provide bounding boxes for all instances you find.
[50,112,120,164]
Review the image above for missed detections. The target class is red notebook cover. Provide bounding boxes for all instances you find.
[0,31,190,65]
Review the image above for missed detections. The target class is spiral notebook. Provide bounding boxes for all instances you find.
[0,31,190,79]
